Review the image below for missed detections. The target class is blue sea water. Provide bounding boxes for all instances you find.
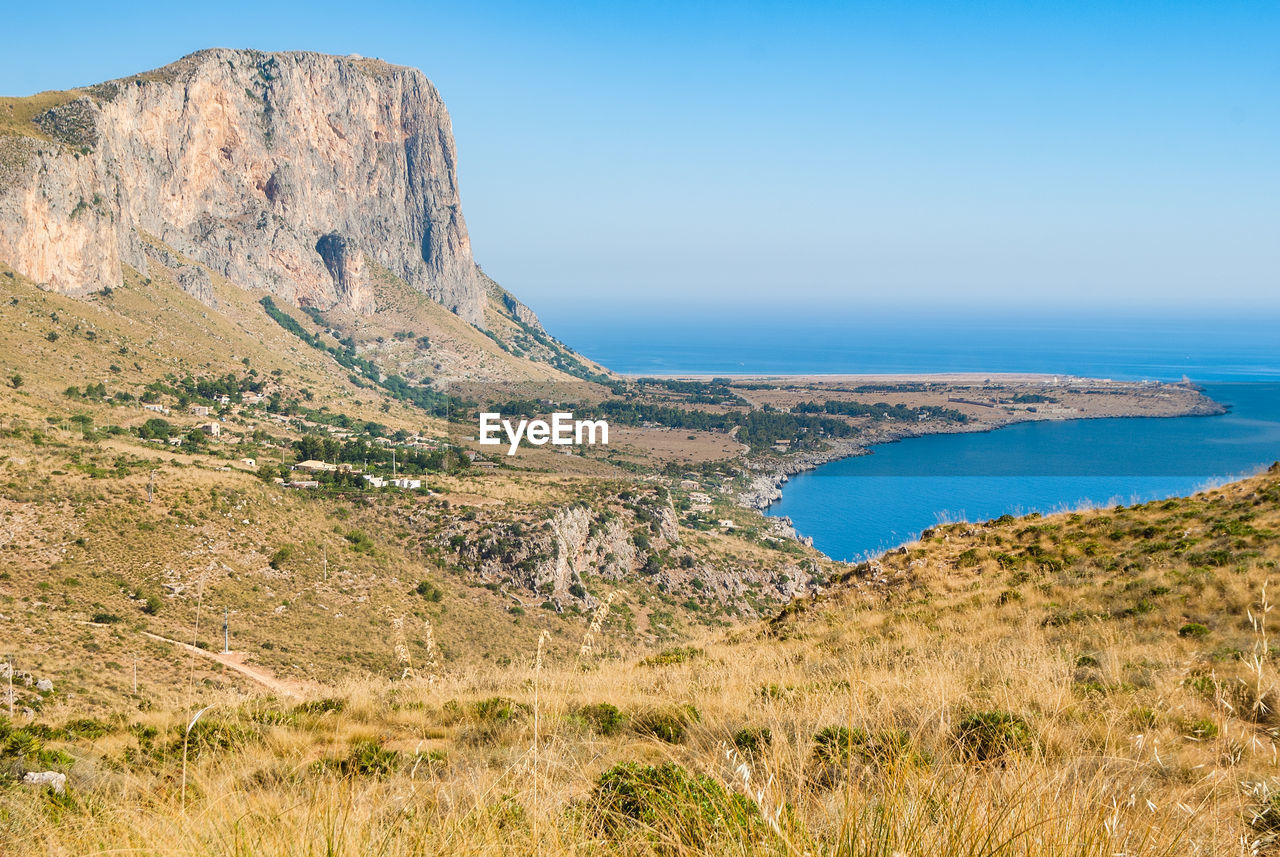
[546,308,1280,561]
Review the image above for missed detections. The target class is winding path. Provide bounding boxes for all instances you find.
[140,631,313,697]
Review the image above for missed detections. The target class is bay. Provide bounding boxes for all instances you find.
[542,308,1280,561]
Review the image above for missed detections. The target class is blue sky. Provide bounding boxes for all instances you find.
[4,1,1277,319]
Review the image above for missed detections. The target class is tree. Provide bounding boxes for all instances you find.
[8,374,22,389]
[293,434,326,462]
[139,418,171,440]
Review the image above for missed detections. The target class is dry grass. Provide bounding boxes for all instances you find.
[4,468,1279,854]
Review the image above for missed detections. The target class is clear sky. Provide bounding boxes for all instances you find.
[4,1,1277,318]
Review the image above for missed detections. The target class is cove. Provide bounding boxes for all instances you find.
[765,382,1280,562]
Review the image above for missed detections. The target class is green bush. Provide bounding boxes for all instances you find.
[631,705,699,744]
[344,530,374,553]
[1183,718,1218,740]
[170,718,259,760]
[268,545,294,570]
[1178,622,1210,638]
[415,580,444,602]
[472,697,525,723]
[591,762,760,852]
[343,740,400,776]
[576,702,624,736]
[812,725,868,766]
[954,711,1037,762]
[0,719,75,769]
[732,726,772,756]
[292,698,345,717]
[58,718,113,740]
[640,646,701,667]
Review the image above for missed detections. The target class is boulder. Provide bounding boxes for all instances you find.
[22,771,67,795]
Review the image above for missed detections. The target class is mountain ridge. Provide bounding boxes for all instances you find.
[0,49,497,328]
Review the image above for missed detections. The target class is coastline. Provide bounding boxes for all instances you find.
[731,377,1227,512]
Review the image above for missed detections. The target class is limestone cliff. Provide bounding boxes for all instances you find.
[0,49,486,324]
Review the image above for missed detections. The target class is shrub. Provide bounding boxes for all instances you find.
[141,595,163,615]
[415,580,444,602]
[344,530,373,553]
[472,697,525,723]
[268,545,293,570]
[174,718,259,760]
[576,702,625,736]
[1183,718,1218,740]
[956,548,981,568]
[91,613,122,624]
[640,646,701,667]
[292,698,345,717]
[954,711,1036,762]
[590,762,759,852]
[59,718,113,740]
[732,726,772,756]
[632,705,699,744]
[1179,622,1210,638]
[812,725,867,766]
[342,740,400,776]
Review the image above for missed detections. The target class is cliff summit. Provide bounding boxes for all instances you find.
[0,49,487,324]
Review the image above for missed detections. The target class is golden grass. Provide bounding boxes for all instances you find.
[0,90,83,140]
[3,468,1279,854]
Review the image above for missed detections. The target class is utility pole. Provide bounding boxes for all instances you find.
[6,654,12,718]
[147,470,156,503]
[223,607,230,654]
[323,544,328,581]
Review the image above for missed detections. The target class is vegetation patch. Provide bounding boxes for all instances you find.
[590,762,761,852]
[954,711,1037,762]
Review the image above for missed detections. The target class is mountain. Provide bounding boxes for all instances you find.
[0,49,493,325]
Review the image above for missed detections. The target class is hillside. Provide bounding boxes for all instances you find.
[2,47,1271,856]
[2,463,1277,854]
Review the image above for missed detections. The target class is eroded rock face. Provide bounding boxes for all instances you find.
[0,49,485,324]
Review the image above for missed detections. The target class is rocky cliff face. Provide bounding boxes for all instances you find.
[0,49,486,324]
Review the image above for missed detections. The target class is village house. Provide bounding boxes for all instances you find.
[390,477,422,489]
[189,405,211,417]
[362,475,386,488]
[199,422,220,437]
[142,403,169,415]
[284,480,320,490]
[294,460,337,473]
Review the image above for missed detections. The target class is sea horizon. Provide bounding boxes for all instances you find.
[541,306,1280,383]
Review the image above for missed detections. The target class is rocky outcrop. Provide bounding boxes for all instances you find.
[142,243,215,306]
[0,49,486,324]
[22,771,67,795]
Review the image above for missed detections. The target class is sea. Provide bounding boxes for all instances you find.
[545,306,1280,561]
